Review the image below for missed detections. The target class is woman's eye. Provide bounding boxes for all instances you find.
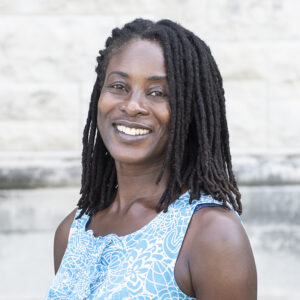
[111,84,126,91]
[149,90,164,97]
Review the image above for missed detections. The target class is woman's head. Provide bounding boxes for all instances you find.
[97,39,170,167]
[77,18,241,217]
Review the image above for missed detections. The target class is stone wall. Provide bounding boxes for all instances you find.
[0,0,299,155]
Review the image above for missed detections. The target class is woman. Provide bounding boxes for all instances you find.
[47,19,257,299]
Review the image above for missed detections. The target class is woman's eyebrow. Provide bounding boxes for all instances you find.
[147,75,167,81]
[107,72,166,82]
[107,71,129,78]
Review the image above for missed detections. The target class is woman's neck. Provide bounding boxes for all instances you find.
[113,159,170,213]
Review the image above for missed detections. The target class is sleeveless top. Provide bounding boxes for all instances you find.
[46,191,236,299]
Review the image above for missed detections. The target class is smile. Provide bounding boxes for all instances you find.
[116,125,150,136]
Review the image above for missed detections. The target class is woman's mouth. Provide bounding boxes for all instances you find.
[116,125,150,136]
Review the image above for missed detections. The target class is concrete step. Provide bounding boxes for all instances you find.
[240,185,300,225]
[253,246,300,300]
[0,188,77,233]
[1,151,300,189]
[1,185,299,234]
[0,232,53,300]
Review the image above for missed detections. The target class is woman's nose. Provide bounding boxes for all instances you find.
[119,92,149,116]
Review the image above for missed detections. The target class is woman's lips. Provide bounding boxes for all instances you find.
[113,124,151,141]
[115,124,150,135]
[112,120,152,132]
[113,120,152,140]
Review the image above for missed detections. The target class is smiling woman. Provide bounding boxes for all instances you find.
[46,19,257,299]
[98,40,171,165]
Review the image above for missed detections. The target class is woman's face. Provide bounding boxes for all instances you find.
[97,39,170,166]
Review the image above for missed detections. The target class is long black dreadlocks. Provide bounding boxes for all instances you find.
[77,18,242,219]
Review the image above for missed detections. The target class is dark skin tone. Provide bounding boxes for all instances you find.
[54,39,257,299]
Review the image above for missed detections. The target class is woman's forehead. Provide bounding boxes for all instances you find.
[106,39,167,78]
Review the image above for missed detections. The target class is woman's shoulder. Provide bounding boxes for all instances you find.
[53,208,78,274]
[54,208,78,241]
[185,206,257,299]
[189,205,246,251]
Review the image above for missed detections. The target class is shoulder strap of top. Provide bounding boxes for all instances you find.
[192,193,240,218]
[194,202,222,213]
[67,209,90,243]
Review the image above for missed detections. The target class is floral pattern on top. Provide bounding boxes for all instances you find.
[46,191,227,299]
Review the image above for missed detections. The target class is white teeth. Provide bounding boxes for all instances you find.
[116,125,150,136]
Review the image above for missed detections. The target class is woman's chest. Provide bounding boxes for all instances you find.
[50,227,196,299]
[89,234,195,299]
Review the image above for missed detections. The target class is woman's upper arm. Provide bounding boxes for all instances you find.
[188,208,257,300]
[53,208,77,274]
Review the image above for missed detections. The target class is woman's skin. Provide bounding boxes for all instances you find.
[54,39,257,299]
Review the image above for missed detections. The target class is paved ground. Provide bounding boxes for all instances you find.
[0,186,299,300]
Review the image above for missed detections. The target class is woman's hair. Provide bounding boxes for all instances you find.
[77,18,242,218]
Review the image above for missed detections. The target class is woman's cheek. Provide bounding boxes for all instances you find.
[157,102,171,129]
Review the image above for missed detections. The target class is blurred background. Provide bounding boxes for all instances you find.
[0,0,299,299]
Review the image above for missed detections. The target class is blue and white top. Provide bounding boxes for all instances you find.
[46,191,233,299]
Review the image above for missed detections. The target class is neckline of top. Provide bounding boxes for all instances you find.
[82,189,191,241]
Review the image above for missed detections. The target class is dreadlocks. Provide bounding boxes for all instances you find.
[77,18,242,219]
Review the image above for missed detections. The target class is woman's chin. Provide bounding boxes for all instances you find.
[111,150,164,167]
[112,154,151,166]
